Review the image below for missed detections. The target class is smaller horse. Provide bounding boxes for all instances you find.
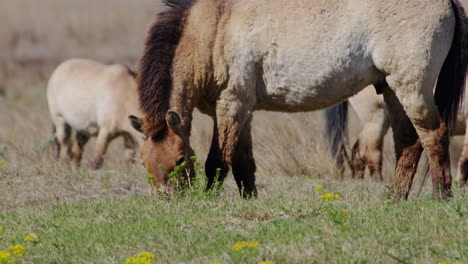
[326,83,468,185]
[326,86,389,181]
[47,58,144,169]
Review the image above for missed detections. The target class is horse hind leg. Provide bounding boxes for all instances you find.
[382,86,423,200]
[385,69,452,199]
[456,119,468,186]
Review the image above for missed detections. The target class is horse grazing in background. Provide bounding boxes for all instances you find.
[131,0,468,200]
[325,86,389,182]
[326,82,468,186]
[48,58,144,169]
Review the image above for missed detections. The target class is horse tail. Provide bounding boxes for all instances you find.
[434,0,468,134]
[325,100,349,171]
[137,0,193,136]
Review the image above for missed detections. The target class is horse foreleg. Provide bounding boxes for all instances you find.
[350,139,367,179]
[90,129,110,169]
[123,134,137,167]
[383,88,423,200]
[55,118,72,168]
[70,131,89,169]
[205,117,229,191]
[215,91,256,198]
[364,110,389,181]
[231,114,257,198]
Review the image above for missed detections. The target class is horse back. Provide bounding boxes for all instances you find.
[47,58,139,131]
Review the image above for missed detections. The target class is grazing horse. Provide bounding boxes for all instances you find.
[327,82,468,185]
[131,0,468,200]
[48,58,144,169]
[325,86,389,181]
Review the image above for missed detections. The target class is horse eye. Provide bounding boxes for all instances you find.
[176,157,185,166]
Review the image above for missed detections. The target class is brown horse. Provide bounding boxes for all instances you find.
[131,0,468,199]
[48,58,144,169]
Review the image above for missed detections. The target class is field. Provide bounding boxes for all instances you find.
[0,0,467,263]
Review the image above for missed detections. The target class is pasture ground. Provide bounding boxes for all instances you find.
[1,0,467,263]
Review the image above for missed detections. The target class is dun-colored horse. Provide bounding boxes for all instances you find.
[48,58,144,169]
[131,0,468,199]
[326,83,468,186]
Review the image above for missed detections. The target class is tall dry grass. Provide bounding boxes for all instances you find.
[0,0,464,210]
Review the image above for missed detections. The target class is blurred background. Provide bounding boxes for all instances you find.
[0,0,465,209]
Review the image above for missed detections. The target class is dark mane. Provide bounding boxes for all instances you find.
[137,0,194,137]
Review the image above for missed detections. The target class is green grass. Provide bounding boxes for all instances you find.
[1,174,467,264]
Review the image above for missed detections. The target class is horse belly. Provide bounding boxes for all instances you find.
[55,92,99,133]
[257,56,380,112]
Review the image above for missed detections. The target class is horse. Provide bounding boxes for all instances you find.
[326,82,468,185]
[325,86,389,181]
[47,58,144,169]
[130,0,468,200]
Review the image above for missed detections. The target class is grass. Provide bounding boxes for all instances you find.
[1,0,468,263]
[0,175,467,264]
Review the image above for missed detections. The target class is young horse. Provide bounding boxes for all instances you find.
[131,0,468,200]
[325,86,389,181]
[326,84,468,185]
[48,58,144,169]
[326,83,468,185]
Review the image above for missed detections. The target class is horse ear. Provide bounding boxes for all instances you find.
[128,115,143,133]
[166,110,181,131]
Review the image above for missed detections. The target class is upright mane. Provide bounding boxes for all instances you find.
[137,0,194,138]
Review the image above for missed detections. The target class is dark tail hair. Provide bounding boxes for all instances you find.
[434,0,468,134]
[324,101,349,171]
[137,0,193,137]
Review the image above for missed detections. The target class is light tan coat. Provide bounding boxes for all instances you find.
[47,58,144,169]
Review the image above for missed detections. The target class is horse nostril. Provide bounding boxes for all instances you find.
[176,157,185,166]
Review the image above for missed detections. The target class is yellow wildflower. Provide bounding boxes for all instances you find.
[0,251,13,264]
[231,241,246,251]
[259,262,276,264]
[125,252,156,264]
[314,184,325,193]
[340,210,348,217]
[231,241,261,251]
[438,262,448,264]
[0,161,5,167]
[210,262,222,264]
[8,245,27,257]
[319,192,341,201]
[24,234,38,244]
[246,242,260,248]
[0,226,4,233]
